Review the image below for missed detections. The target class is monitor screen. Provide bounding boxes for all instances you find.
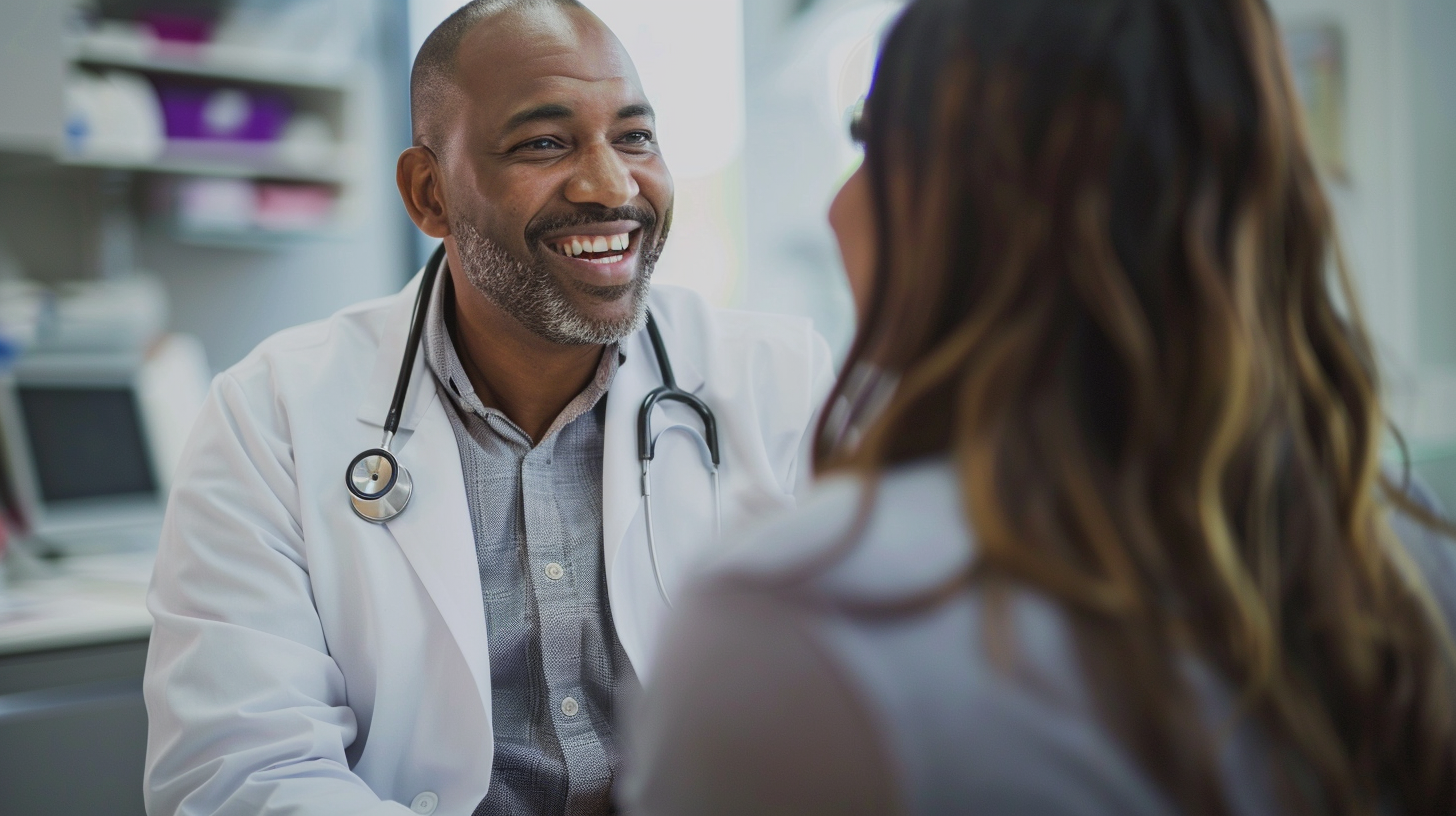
[18,386,157,504]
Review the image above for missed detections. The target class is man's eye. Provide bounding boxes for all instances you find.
[520,138,564,151]
[620,131,653,145]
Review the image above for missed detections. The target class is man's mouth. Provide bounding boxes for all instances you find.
[547,230,637,265]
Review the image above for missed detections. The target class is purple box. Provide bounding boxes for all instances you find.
[142,12,213,45]
[152,80,290,142]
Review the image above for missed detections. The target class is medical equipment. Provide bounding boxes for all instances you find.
[345,244,722,606]
[0,335,212,556]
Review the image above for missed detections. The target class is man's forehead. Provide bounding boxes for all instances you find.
[453,4,644,114]
[505,76,648,118]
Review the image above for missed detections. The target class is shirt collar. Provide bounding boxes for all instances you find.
[423,271,620,445]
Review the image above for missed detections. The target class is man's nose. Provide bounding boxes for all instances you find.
[564,142,639,209]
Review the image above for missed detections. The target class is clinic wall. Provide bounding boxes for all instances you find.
[741,0,895,356]
[1402,0,1456,510]
[1410,0,1456,370]
[1267,0,1417,405]
[1264,0,1456,508]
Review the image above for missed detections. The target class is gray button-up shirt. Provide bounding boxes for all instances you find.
[423,276,639,816]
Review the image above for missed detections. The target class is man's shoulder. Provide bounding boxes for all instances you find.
[221,286,406,395]
[647,284,826,371]
[649,283,815,336]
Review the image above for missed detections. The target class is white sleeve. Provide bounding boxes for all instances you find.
[142,372,410,816]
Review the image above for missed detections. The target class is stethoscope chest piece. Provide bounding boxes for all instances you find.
[347,447,413,522]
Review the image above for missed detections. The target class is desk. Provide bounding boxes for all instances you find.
[0,552,154,816]
[0,553,154,655]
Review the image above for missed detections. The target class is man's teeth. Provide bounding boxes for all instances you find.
[555,233,631,257]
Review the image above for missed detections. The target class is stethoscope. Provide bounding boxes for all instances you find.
[346,243,721,606]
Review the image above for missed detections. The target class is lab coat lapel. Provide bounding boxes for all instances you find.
[601,317,707,580]
[354,271,491,709]
[379,395,492,710]
[602,328,655,578]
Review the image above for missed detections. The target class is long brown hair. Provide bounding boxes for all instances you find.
[817,0,1456,812]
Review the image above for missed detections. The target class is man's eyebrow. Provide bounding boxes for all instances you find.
[503,103,573,131]
[618,103,655,121]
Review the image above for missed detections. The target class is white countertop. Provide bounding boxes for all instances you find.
[0,552,155,656]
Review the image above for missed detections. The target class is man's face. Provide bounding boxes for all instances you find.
[439,5,673,345]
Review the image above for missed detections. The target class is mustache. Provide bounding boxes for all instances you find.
[524,205,659,248]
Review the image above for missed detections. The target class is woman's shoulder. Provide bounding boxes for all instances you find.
[705,457,975,603]
[654,459,1187,816]
[1386,479,1456,630]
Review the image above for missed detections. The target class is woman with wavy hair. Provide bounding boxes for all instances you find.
[622,0,1456,813]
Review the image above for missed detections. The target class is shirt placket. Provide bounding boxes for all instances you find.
[520,431,612,811]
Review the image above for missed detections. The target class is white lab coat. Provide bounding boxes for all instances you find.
[142,277,834,816]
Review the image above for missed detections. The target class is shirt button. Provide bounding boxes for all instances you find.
[561,696,580,717]
[410,791,438,814]
[544,562,565,581]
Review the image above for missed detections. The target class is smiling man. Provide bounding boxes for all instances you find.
[141,2,833,815]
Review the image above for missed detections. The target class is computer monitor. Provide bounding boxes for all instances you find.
[0,336,210,556]
[19,384,158,505]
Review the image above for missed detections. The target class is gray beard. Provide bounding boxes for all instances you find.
[452,218,656,346]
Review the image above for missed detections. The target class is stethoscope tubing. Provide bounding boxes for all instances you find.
[640,421,723,607]
[346,244,445,521]
[348,243,724,606]
[643,466,721,608]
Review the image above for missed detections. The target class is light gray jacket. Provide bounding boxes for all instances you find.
[623,459,1456,815]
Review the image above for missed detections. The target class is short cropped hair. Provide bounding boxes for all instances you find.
[410,0,585,148]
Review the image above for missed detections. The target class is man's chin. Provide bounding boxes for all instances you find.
[562,289,647,328]
[561,276,641,303]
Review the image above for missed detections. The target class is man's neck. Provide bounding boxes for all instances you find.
[446,270,604,444]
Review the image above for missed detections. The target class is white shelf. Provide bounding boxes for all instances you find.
[66,34,350,93]
[63,140,346,184]
[169,225,340,250]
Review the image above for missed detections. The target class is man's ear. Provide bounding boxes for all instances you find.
[397,146,451,238]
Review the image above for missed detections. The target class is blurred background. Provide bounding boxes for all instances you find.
[0,0,1449,813]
